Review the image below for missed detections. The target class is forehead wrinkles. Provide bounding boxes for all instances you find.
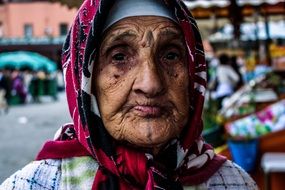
[108,17,179,36]
[132,19,179,37]
[100,18,182,52]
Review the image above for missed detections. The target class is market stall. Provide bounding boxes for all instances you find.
[0,51,57,73]
[0,51,58,104]
[209,20,285,42]
[184,0,285,19]
[214,70,285,189]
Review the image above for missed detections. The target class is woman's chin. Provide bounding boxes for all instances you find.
[105,118,182,152]
[121,138,169,155]
[122,130,176,153]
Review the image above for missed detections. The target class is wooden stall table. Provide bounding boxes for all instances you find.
[261,153,285,190]
[218,129,285,190]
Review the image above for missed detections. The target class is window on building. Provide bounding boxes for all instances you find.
[0,22,3,38]
[59,23,68,36]
[24,24,33,38]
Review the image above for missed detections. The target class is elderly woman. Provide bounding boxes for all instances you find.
[1,0,257,189]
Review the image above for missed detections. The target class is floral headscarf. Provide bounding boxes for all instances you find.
[37,0,226,189]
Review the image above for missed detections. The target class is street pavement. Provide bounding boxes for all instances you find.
[0,92,72,183]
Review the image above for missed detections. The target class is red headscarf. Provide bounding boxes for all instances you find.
[37,0,226,189]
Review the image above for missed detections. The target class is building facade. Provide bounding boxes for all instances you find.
[0,1,77,38]
[0,1,78,65]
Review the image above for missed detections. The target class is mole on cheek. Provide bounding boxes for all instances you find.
[166,69,176,77]
[114,74,120,79]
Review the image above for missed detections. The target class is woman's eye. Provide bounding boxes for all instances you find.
[165,52,179,60]
[112,53,126,61]
[162,51,180,62]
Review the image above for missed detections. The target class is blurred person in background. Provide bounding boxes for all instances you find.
[0,70,10,113]
[29,71,47,102]
[22,70,33,103]
[206,51,220,91]
[56,70,64,91]
[11,70,27,104]
[29,71,41,102]
[0,0,257,189]
[212,54,240,109]
[231,55,244,91]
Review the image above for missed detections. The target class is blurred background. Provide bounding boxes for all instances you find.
[0,0,285,189]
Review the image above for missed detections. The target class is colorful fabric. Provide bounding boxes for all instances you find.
[36,0,226,189]
[226,99,285,138]
[0,157,257,190]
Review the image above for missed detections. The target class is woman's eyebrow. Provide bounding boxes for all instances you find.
[107,30,137,43]
[100,30,137,54]
[159,28,182,38]
[158,30,184,47]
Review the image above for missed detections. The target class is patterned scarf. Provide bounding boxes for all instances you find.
[37,0,226,189]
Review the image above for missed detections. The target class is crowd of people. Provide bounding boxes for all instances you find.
[0,69,63,112]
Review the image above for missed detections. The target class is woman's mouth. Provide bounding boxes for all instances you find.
[133,105,164,118]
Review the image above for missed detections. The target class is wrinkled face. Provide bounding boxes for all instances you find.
[94,16,190,150]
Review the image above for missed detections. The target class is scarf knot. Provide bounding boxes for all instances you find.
[116,146,149,188]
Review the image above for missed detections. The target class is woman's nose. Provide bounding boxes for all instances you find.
[133,58,165,97]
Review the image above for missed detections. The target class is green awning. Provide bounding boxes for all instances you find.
[0,51,57,73]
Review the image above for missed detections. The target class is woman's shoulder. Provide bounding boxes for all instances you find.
[0,156,99,190]
[184,160,258,190]
[0,159,62,190]
[206,160,258,189]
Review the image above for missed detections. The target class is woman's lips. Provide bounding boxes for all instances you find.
[133,105,163,117]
